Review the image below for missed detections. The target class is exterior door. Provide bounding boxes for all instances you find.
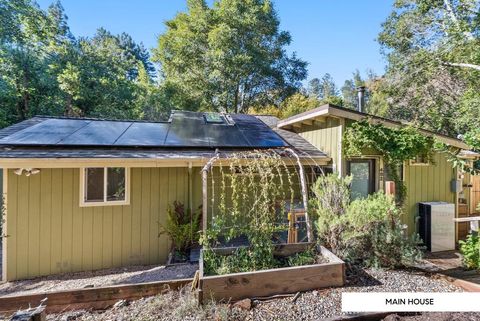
[347,159,376,200]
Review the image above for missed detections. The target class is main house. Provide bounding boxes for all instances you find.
[0,107,477,281]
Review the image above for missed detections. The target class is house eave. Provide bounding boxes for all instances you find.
[277,104,470,150]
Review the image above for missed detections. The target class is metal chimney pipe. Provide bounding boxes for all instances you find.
[357,86,366,113]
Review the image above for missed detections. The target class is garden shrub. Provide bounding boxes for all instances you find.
[160,201,202,256]
[459,233,479,269]
[312,174,423,268]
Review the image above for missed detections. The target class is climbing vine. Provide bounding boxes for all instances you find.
[343,119,436,205]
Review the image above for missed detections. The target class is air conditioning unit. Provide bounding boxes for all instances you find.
[418,202,455,252]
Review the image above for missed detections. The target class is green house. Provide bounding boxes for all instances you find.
[276,103,479,238]
[0,107,477,281]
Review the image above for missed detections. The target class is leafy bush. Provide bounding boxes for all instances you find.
[160,201,201,255]
[459,233,479,269]
[310,174,351,252]
[312,174,423,268]
[203,246,318,275]
[286,247,316,267]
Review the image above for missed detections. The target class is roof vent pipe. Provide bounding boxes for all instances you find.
[357,86,366,113]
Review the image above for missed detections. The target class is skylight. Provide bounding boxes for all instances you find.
[204,112,226,124]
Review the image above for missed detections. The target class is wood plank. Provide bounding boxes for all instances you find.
[81,206,94,271]
[27,173,41,277]
[111,205,123,267]
[50,169,63,275]
[6,171,18,281]
[71,170,83,272]
[102,206,113,269]
[201,261,344,302]
[200,246,345,302]
[140,168,151,264]
[16,174,29,279]
[158,168,169,262]
[130,168,142,264]
[61,169,74,273]
[0,278,192,314]
[92,206,103,270]
[149,168,160,264]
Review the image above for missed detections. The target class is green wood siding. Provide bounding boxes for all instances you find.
[5,167,203,281]
[403,152,456,235]
[296,117,342,171]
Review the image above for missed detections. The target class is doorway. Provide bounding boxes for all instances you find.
[346,159,376,200]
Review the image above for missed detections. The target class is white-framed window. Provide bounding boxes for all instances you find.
[409,154,431,166]
[80,167,130,206]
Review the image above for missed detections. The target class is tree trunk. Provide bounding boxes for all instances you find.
[64,95,73,116]
[443,61,480,71]
[233,83,240,114]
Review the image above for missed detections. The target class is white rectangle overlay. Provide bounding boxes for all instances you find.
[342,292,480,312]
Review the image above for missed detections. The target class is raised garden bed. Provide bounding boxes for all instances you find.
[198,243,345,303]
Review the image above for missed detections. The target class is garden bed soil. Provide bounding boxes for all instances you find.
[0,263,198,297]
[199,243,345,303]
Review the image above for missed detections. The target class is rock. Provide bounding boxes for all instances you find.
[233,298,252,310]
[83,284,94,288]
[113,299,128,309]
[60,310,85,321]
[383,314,402,321]
[312,290,319,296]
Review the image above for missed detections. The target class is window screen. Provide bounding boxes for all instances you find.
[83,167,127,205]
[107,168,126,201]
[85,168,104,202]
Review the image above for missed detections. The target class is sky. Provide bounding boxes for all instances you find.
[36,0,394,87]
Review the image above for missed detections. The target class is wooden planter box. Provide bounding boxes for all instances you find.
[198,244,345,303]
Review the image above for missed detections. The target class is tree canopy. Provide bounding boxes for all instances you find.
[153,0,307,113]
[0,0,479,153]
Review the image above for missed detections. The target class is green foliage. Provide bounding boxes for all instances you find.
[286,247,316,267]
[0,0,174,127]
[310,174,351,245]
[377,0,480,138]
[459,233,480,269]
[203,246,317,275]
[160,201,202,255]
[343,120,436,204]
[153,0,307,113]
[312,175,423,268]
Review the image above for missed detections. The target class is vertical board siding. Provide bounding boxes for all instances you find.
[297,117,341,171]
[403,152,456,235]
[6,167,202,281]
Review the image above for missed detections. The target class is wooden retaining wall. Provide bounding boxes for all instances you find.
[199,245,345,303]
[0,278,192,316]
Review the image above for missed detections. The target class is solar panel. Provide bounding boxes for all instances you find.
[115,122,169,146]
[0,112,288,148]
[60,121,132,145]
[164,112,210,147]
[231,114,288,147]
[0,119,91,145]
[204,125,250,147]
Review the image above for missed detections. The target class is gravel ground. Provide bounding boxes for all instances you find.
[45,267,474,321]
[0,263,198,297]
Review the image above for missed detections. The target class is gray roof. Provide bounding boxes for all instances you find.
[254,115,328,159]
[0,111,287,148]
[0,114,328,160]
